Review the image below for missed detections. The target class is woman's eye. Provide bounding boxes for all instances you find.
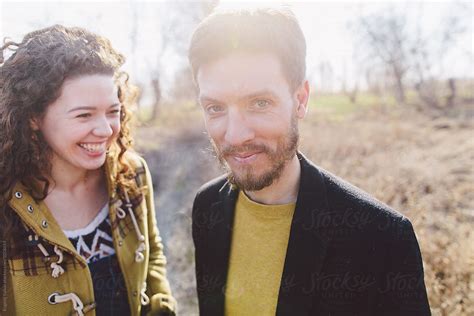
[206,104,225,115]
[253,100,270,109]
[109,109,121,115]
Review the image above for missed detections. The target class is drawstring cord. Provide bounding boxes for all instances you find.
[115,200,127,219]
[28,234,65,278]
[48,292,84,316]
[117,189,146,263]
[50,245,65,278]
[140,282,150,305]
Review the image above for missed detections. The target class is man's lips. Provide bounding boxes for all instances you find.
[228,151,262,163]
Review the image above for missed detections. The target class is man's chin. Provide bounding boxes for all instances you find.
[228,168,277,191]
[229,177,269,192]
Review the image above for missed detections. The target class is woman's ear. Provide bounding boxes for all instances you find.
[30,118,40,131]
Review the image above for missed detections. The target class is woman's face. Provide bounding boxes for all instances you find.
[36,74,121,173]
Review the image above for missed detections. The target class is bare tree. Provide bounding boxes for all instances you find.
[357,9,409,104]
[127,0,217,122]
[146,0,217,121]
[410,2,471,110]
[316,61,334,93]
[169,66,197,101]
[355,3,471,111]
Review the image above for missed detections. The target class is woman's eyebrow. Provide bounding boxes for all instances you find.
[68,103,120,113]
[67,106,96,113]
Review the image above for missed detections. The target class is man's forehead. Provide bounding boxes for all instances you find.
[197,52,290,101]
[198,51,283,75]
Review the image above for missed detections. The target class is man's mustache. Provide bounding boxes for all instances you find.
[219,143,271,157]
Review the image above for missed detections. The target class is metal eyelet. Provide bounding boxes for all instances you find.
[15,191,23,199]
[48,292,59,304]
[41,220,48,228]
[27,205,34,213]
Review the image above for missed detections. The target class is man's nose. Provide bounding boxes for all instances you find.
[93,116,114,137]
[224,108,254,146]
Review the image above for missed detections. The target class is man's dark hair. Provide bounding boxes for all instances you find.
[188,7,307,90]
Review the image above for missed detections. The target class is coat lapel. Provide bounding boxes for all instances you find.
[205,180,239,315]
[276,153,330,316]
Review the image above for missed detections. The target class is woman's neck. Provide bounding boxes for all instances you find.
[47,156,104,194]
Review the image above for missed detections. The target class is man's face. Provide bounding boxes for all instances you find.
[197,52,308,191]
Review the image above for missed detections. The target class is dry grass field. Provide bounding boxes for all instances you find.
[136,100,473,316]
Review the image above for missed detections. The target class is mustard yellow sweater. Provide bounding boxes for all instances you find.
[225,191,296,316]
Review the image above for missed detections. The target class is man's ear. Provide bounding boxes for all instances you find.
[295,80,310,119]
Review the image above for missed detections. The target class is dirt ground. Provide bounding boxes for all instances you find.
[136,104,473,316]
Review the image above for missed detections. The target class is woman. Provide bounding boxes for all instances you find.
[0,25,176,315]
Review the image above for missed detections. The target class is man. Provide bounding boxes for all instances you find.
[188,7,431,316]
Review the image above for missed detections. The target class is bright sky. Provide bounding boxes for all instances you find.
[1,0,472,95]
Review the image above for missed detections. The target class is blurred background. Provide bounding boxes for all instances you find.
[1,0,473,315]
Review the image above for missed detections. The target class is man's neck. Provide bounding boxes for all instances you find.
[245,154,301,205]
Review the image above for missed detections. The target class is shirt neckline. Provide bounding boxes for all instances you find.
[63,203,109,238]
[238,191,296,219]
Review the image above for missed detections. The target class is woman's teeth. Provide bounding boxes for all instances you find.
[79,143,105,153]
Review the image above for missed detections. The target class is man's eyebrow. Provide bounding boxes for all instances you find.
[199,90,277,104]
[67,103,120,113]
[240,90,277,101]
[199,96,222,104]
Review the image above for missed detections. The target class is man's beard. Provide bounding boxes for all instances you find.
[211,114,299,191]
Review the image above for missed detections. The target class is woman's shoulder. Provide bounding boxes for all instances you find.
[122,150,149,171]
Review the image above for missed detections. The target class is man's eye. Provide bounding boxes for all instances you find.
[253,100,270,109]
[76,113,91,118]
[206,104,225,114]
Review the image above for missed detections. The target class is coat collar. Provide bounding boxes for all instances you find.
[7,153,123,266]
[8,181,85,265]
[206,152,330,315]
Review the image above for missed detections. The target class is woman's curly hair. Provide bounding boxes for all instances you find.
[0,25,139,238]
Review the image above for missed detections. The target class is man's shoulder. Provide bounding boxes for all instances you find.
[122,150,146,168]
[321,167,404,219]
[300,155,407,229]
[193,174,229,207]
[303,159,415,247]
